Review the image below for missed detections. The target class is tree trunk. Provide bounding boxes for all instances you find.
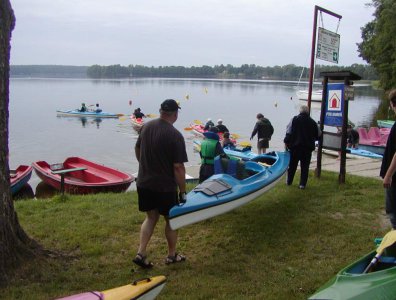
[0,0,42,284]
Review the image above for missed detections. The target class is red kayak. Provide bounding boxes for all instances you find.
[189,123,237,143]
[10,165,33,195]
[130,116,144,129]
[32,157,134,194]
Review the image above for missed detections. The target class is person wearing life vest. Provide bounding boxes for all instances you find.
[199,130,225,183]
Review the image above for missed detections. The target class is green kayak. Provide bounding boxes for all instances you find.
[377,119,395,128]
[309,231,396,300]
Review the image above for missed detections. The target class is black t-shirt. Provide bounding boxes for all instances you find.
[136,118,188,192]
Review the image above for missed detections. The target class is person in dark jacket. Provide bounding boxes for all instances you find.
[79,103,87,112]
[215,119,229,133]
[250,113,274,154]
[284,105,320,189]
[380,89,396,229]
[133,108,145,119]
[347,124,359,148]
[204,118,214,130]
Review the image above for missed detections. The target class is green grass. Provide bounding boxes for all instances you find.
[1,171,388,299]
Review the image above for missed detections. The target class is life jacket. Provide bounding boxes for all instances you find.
[201,138,218,165]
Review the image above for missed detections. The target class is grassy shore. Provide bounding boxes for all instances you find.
[2,170,389,299]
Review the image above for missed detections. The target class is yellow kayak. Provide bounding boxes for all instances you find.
[57,276,167,300]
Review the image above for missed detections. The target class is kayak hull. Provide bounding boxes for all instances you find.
[57,110,119,118]
[377,119,395,128]
[296,90,323,102]
[10,165,33,195]
[169,151,289,230]
[130,116,144,129]
[309,251,396,300]
[57,276,167,300]
[347,147,382,159]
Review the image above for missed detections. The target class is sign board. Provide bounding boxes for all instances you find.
[316,27,340,64]
[324,83,344,127]
[322,131,342,151]
[344,86,354,100]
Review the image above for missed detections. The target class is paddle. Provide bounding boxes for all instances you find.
[231,133,241,139]
[363,230,396,273]
[184,127,193,131]
[238,141,252,148]
[193,119,203,125]
[146,113,158,118]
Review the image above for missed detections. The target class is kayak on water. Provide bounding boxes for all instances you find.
[56,109,120,118]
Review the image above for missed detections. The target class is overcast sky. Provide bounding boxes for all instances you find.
[9,0,375,67]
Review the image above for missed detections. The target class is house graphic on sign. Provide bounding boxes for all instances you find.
[329,92,341,109]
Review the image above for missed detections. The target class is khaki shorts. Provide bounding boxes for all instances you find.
[258,138,269,149]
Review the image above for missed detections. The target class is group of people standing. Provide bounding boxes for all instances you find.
[132,90,396,270]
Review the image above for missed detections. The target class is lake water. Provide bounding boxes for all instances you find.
[8,78,381,196]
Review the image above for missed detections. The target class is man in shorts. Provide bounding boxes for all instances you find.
[250,113,274,154]
[133,99,188,268]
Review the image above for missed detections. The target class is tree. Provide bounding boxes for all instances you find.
[0,0,42,284]
[357,0,396,90]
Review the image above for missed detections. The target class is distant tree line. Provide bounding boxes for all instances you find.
[10,65,88,78]
[86,63,377,81]
[10,63,377,81]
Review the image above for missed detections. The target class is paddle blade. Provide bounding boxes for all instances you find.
[364,230,396,273]
[231,133,240,139]
[193,119,203,125]
[238,141,252,148]
[377,230,396,254]
[119,116,127,121]
[146,113,158,118]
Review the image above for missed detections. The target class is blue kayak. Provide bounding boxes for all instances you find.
[347,147,383,159]
[193,140,257,161]
[56,109,120,118]
[223,145,259,161]
[169,151,290,230]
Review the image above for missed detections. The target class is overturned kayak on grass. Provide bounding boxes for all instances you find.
[169,151,290,230]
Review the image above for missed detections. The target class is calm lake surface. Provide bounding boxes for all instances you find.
[9,78,381,196]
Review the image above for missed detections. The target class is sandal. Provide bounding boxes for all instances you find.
[165,253,186,265]
[133,253,154,269]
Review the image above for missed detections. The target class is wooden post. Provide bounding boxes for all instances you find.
[339,78,350,184]
[315,76,328,178]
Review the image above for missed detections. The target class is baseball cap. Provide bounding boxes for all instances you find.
[160,99,181,112]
